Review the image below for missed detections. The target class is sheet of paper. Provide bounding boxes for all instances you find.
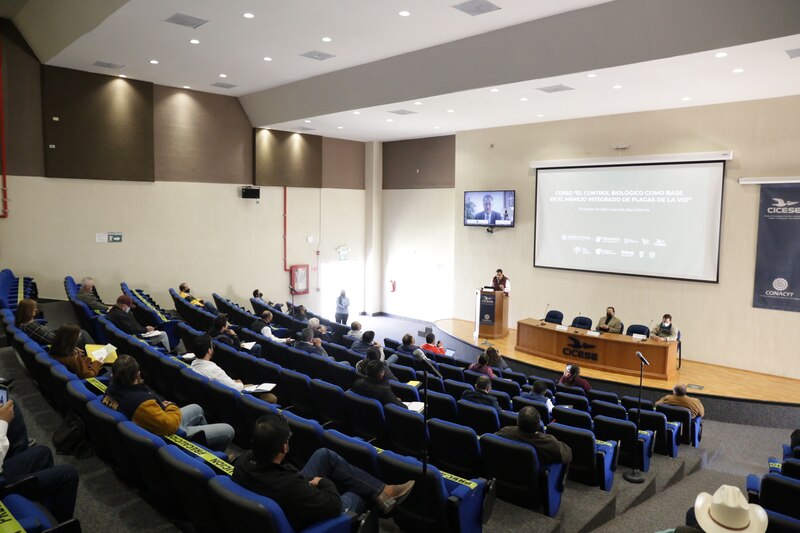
[241,341,256,350]
[445,349,456,356]
[243,383,276,393]
[586,330,601,337]
[140,330,162,338]
[90,343,116,362]
[404,401,425,413]
[556,325,569,331]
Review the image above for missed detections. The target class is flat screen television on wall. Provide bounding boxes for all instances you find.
[464,190,515,227]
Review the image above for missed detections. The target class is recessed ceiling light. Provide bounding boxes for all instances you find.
[322,36,332,43]
[489,88,499,93]
[189,39,200,45]
[519,97,528,102]
[587,73,598,78]
[732,68,744,74]
[243,12,255,19]
[386,118,394,123]
[219,73,227,78]
[446,109,455,113]
[336,126,343,129]
[536,114,544,117]
[353,111,361,115]
[681,96,691,101]
[118,74,127,78]
[263,56,273,62]
[714,52,728,58]
[399,10,411,17]
[612,84,623,89]
[434,126,440,129]
[414,101,423,106]
[304,120,311,123]
[183,85,190,89]
[149,59,159,64]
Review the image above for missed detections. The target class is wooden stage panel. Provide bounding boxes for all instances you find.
[515,319,677,380]
[435,318,800,405]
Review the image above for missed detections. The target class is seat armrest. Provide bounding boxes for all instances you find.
[768,457,782,474]
[745,473,761,503]
[45,518,82,533]
[0,475,41,500]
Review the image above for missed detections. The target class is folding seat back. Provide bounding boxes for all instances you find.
[343,391,386,442]
[425,390,459,422]
[283,412,325,469]
[309,379,347,427]
[512,397,551,425]
[65,379,99,422]
[554,391,590,412]
[85,399,130,474]
[457,399,500,435]
[158,445,223,533]
[427,418,481,479]
[594,415,653,472]
[383,338,402,351]
[444,379,473,399]
[591,399,627,420]
[544,310,564,325]
[206,381,247,444]
[339,335,356,348]
[304,353,334,382]
[415,371,444,393]
[438,363,465,382]
[339,348,363,367]
[210,341,246,379]
[631,408,680,457]
[390,381,420,402]
[486,390,510,411]
[500,369,528,387]
[393,351,416,369]
[385,404,427,459]
[1,493,62,532]
[546,423,616,491]
[322,429,381,477]
[328,361,357,391]
[321,342,351,364]
[180,367,214,413]
[551,406,593,431]
[753,473,800,520]
[208,476,351,533]
[118,421,176,504]
[160,356,192,406]
[571,316,592,329]
[480,433,565,516]
[463,369,483,386]
[240,394,279,436]
[388,363,416,383]
[656,403,702,446]
[47,364,77,415]
[528,375,556,392]
[377,449,485,533]
[556,383,586,397]
[491,377,521,398]
[621,395,654,411]
[588,389,619,404]
[279,368,316,418]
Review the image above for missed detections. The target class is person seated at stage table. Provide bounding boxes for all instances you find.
[461,375,501,414]
[352,360,405,408]
[420,333,446,355]
[76,277,111,313]
[356,347,398,383]
[656,384,704,418]
[492,269,510,294]
[208,314,262,357]
[107,295,171,352]
[50,324,104,379]
[397,334,419,354]
[468,353,496,378]
[179,282,217,313]
[484,346,509,370]
[496,407,572,464]
[347,321,363,339]
[232,412,414,530]
[559,364,591,394]
[250,311,292,344]
[596,306,623,334]
[651,313,678,342]
[521,381,554,414]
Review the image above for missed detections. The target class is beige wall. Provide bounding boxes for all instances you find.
[454,95,800,378]
[0,176,365,316]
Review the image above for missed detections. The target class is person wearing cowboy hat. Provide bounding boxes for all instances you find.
[657,484,767,533]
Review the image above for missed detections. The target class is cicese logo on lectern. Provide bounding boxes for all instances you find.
[562,336,599,361]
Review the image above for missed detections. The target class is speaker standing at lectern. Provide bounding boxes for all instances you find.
[492,269,510,295]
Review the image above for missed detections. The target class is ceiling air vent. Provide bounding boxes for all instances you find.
[452,0,501,16]
[301,50,336,61]
[211,82,237,89]
[165,13,209,29]
[537,84,575,94]
[786,48,800,59]
[295,126,316,132]
[388,109,416,115]
[93,60,123,70]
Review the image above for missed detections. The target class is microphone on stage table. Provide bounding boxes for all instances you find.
[636,351,651,366]
[541,303,550,324]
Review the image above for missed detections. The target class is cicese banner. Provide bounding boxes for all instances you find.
[753,184,800,312]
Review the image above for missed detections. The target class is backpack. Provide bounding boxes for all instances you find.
[52,413,92,458]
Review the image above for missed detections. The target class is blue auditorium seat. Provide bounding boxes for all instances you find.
[384,404,427,459]
[554,391,590,412]
[546,423,617,491]
[590,400,627,421]
[500,369,528,387]
[426,390,459,423]
[415,370,445,393]
[389,381,420,402]
[570,316,592,330]
[117,421,178,511]
[158,445,222,533]
[551,406,593,431]
[388,363,416,383]
[239,394,279,435]
[343,391,385,442]
[656,403,702,446]
[512,396,551,425]
[328,361,357,391]
[747,473,800,528]
[587,389,619,404]
[322,430,380,477]
[444,379,473,399]
[555,383,586,397]
[593,415,654,472]
[528,375,556,393]
[630,409,680,457]
[458,400,500,435]
[428,418,482,480]
[280,369,316,418]
[438,363,465,382]
[283,412,325,468]
[0,493,67,533]
[621,395,654,411]
[309,379,347,428]
[490,377,521,398]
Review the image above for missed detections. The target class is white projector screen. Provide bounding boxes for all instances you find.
[534,161,725,282]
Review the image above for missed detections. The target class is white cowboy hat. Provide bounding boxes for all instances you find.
[694,485,768,533]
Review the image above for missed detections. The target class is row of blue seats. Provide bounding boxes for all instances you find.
[0,268,37,311]
[745,439,800,531]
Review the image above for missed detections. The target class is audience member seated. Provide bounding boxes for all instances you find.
[249,311,292,344]
[420,333,446,355]
[596,306,623,334]
[308,317,329,339]
[347,321,363,339]
[351,331,397,365]
[355,348,398,382]
[103,355,234,451]
[107,295,171,352]
[0,399,79,522]
[559,364,591,394]
[178,282,217,312]
[190,335,277,403]
[651,313,678,342]
[496,406,572,464]
[335,290,350,325]
[656,384,704,418]
[352,360,405,408]
[468,353,496,378]
[208,314,261,357]
[397,334,419,354]
[15,298,96,346]
[296,328,332,359]
[521,381,554,414]
[75,277,110,313]
[292,305,308,320]
[461,375,501,414]
[655,485,768,533]
[49,324,104,379]
[232,413,414,529]
[485,346,509,370]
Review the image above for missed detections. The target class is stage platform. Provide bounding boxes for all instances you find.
[435,318,800,406]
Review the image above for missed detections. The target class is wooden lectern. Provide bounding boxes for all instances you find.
[475,289,509,339]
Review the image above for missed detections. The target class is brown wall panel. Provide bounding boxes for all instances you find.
[322,137,365,189]
[1,19,44,176]
[383,135,455,189]
[254,129,322,188]
[154,86,252,184]
[42,65,154,181]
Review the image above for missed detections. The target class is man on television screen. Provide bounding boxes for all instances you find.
[474,194,502,224]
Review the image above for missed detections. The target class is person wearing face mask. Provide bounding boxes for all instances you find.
[651,313,678,342]
[596,306,623,334]
[178,282,217,313]
[106,295,171,351]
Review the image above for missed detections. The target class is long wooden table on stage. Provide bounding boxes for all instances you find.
[515,319,678,381]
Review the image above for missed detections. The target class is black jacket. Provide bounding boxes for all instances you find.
[351,378,404,408]
[297,341,329,357]
[106,305,147,335]
[461,390,501,413]
[496,426,573,464]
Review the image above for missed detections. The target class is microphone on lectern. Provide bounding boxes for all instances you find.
[636,351,651,366]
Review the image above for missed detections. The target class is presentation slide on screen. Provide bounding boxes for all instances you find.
[464,190,515,226]
[534,162,724,281]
